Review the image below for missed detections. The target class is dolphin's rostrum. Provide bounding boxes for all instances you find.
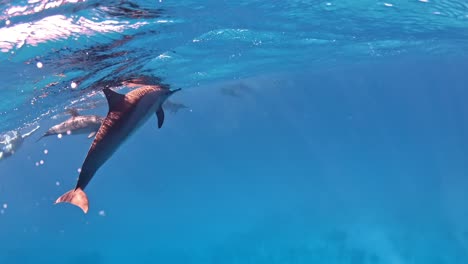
[55,85,180,213]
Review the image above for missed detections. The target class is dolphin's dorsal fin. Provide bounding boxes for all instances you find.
[67,108,80,117]
[156,106,165,128]
[103,88,125,111]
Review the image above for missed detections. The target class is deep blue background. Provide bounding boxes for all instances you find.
[1,55,468,263]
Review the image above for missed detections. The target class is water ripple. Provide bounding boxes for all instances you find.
[0,0,467,130]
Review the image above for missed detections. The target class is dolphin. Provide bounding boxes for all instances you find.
[37,109,104,141]
[0,126,40,160]
[163,99,188,114]
[55,85,180,213]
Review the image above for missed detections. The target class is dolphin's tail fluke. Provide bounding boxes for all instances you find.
[54,187,89,214]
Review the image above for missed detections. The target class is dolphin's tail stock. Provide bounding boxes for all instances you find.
[54,187,89,214]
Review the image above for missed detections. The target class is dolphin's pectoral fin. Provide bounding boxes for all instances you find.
[156,107,165,128]
[87,131,97,138]
[103,88,125,111]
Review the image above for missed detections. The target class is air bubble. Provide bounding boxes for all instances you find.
[36,62,43,68]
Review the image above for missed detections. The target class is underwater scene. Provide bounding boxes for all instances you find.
[1,0,468,263]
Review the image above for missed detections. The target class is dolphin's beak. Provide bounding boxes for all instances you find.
[170,88,182,94]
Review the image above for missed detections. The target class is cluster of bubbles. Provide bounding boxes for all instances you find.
[26,25,126,220]
[35,148,48,167]
[34,149,62,187]
[1,203,7,215]
[56,130,73,140]
[26,62,102,216]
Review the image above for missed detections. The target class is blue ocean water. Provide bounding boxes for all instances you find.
[1,0,468,263]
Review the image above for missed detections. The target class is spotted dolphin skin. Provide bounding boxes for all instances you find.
[37,109,104,141]
[55,85,180,213]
